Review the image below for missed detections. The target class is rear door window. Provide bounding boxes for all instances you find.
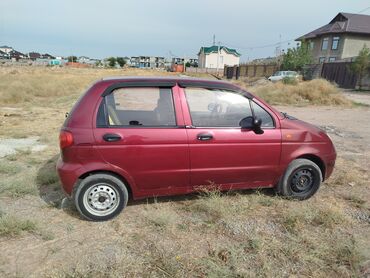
[104,87,176,127]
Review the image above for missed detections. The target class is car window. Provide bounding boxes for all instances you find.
[251,101,274,128]
[185,88,252,127]
[105,87,176,126]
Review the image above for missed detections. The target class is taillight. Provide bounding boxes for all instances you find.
[59,130,73,149]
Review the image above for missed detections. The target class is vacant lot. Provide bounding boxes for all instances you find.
[0,67,369,277]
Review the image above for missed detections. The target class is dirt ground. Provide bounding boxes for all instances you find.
[0,74,369,277]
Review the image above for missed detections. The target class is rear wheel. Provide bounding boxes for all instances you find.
[276,159,322,200]
[73,174,128,221]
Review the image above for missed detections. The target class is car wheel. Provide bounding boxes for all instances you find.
[73,173,129,221]
[276,159,322,200]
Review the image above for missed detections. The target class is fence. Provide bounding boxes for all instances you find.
[185,67,223,75]
[321,62,358,89]
[224,64,279,79]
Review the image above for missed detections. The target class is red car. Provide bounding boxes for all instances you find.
[57,77,336,221]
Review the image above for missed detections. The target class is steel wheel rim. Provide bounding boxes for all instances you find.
[83,183,120,216]
[290,168,314,193]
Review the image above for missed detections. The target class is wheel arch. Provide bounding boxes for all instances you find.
[78,170,134,199]
[296,154,326,180]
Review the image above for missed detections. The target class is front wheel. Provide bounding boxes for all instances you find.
[276,159,322,200]
[73,173,129,221]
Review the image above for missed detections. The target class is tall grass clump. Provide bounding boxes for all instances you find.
[249,79,353,106]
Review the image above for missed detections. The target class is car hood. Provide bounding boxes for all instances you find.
[280,116,330,143]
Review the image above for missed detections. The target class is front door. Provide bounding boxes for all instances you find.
[181,87,281,190]
[93,85,190,197]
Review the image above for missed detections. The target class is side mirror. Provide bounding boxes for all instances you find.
[239,116,264,134]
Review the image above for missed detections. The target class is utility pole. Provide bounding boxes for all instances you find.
[216,41,221,75]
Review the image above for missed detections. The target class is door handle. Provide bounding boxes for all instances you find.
[103,133,122,142]
[197,133,213,141]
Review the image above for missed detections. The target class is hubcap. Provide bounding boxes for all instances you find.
[83,183,120,216]
[291,169,314,193]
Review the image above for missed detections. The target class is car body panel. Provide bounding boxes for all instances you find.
[57,77,336,200]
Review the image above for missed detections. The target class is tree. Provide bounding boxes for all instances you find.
[351,45,370,90]
[185,62,191,68]
[116,57,126,68]
[281,42,313,71]
[107,57,116,68]
[67,56,78,63]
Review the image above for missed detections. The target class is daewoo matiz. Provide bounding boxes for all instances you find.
[57,77,336,221]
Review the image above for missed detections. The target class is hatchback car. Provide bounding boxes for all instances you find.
[57,77,336,221]
[268,71,299,82]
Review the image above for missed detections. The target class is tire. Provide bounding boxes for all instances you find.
[73,173,129,221]
[276,159,322,200]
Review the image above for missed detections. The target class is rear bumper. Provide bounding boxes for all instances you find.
[56,156,82,196]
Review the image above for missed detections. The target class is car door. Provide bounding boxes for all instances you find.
[180,86,281,190]
[93,84,190,196]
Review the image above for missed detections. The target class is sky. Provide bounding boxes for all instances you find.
[1,0,369,62]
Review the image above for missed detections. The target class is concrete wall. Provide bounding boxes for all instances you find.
[198,49,240,69]
[308,34,370,63]
[342,34,370,59]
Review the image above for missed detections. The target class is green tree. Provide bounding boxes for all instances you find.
[281,42,313,71]
[67,56,78,62]
[107,57,116,68]
[116,57,126,68]
[351,45,370,90]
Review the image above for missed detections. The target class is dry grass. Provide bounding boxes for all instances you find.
[239,79,353,106]
[0,212,38,237]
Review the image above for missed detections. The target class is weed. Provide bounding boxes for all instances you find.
[0,213,38,237]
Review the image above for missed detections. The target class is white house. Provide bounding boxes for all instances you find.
[198,45,241,69]
[0,45,13,54]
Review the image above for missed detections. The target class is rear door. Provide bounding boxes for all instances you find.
[180,87,281,190]
[93,84,190,196]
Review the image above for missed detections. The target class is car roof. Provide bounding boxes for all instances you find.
[98,76,253,98]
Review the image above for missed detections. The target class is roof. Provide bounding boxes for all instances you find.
[0,45,12,49]
[297,12,370,40]
[99,76,250,97]
[198,46,241,57]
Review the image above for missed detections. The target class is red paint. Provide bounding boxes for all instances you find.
[57,77,336,199]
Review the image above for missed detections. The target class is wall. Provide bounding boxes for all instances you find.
[224,64,278,79]
[198,49,240,69]
[308,34,370,63]
[185,67,223,75]
[342,34,370,59]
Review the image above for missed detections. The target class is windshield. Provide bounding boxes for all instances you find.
[272,71,282,76]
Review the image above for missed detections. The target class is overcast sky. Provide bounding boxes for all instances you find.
[1,0,369,61]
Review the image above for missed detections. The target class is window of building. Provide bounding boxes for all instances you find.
[328,57,336,62]
[331,36,340,50]
[309,41,314,49]
[319,57,326,63]
[105,87,176,126]
[321,37,329,50]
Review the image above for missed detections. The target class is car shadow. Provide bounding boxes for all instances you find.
[36,154,80,219]
[36,154,276,219]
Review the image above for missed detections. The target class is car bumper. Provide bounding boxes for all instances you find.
[323,151,336,180]
[56,156,82,196]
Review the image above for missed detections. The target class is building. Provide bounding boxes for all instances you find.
[0,45,13,54]
[9,50,26,60]
[297,12,370,63]
[130,56,165,68]
[0,50,9,59]
[198,46,241,69]
[171,57,198,67]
